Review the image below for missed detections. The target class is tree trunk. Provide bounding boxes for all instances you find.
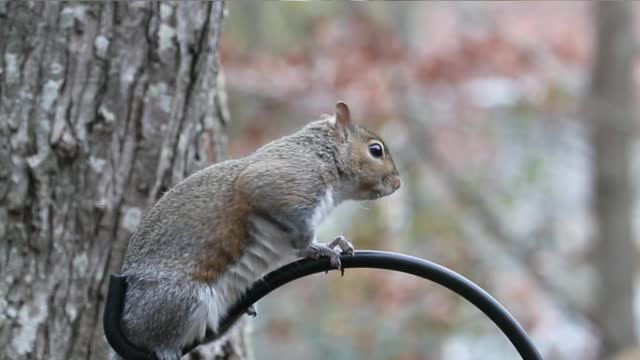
[589,2,637,357]
[0,1,248,359]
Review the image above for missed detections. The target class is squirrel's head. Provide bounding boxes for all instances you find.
[328,102,401,201]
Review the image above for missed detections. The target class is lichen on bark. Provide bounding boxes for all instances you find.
[0,1,246,359]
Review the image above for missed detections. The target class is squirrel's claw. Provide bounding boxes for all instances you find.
[329,235,354,256]
[246,304,257,318]
[330,236,354,276]
[297,243,343,271]
[297,237,355,276]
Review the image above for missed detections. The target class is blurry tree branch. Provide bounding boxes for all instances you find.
[588,2,637,357]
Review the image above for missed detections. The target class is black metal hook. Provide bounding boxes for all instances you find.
[103,250,543,360]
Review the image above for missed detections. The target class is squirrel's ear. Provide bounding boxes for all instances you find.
[335,101,351,127]
[333,101,351,140]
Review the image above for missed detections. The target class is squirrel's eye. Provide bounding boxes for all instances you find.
[368,143,384,158]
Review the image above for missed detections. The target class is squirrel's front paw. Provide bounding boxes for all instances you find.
[328,235,354,256]
[297,237,355,274]
[297,243,343,269]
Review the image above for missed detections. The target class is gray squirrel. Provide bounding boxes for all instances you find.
[116,102,401,360]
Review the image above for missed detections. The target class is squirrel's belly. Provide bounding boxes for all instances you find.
[187,239,295,344]
[180,285,220,347]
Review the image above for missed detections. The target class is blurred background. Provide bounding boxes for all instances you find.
[220,2,639,360]
[2,1,638,360]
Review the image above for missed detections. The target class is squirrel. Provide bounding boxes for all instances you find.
[116,102,401,360]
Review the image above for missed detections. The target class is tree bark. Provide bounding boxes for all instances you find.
[0,1,247,359]
[589,2,637,357]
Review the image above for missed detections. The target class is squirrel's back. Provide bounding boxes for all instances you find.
[121,119,338,280]
[121,158,248,278]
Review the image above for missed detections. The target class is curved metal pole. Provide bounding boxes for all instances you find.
[104,251,543,360]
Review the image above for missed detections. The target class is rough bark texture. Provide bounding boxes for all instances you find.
[0,1,248,359]
[589,2,637,357]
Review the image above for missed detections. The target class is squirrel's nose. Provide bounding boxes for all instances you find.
[391,176,401,190]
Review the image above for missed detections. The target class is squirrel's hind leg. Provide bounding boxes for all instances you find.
[155,349,182,360]
[121,276,206,358]
[110,350,180,360]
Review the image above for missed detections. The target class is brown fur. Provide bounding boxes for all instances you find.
[192,190,254,282]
